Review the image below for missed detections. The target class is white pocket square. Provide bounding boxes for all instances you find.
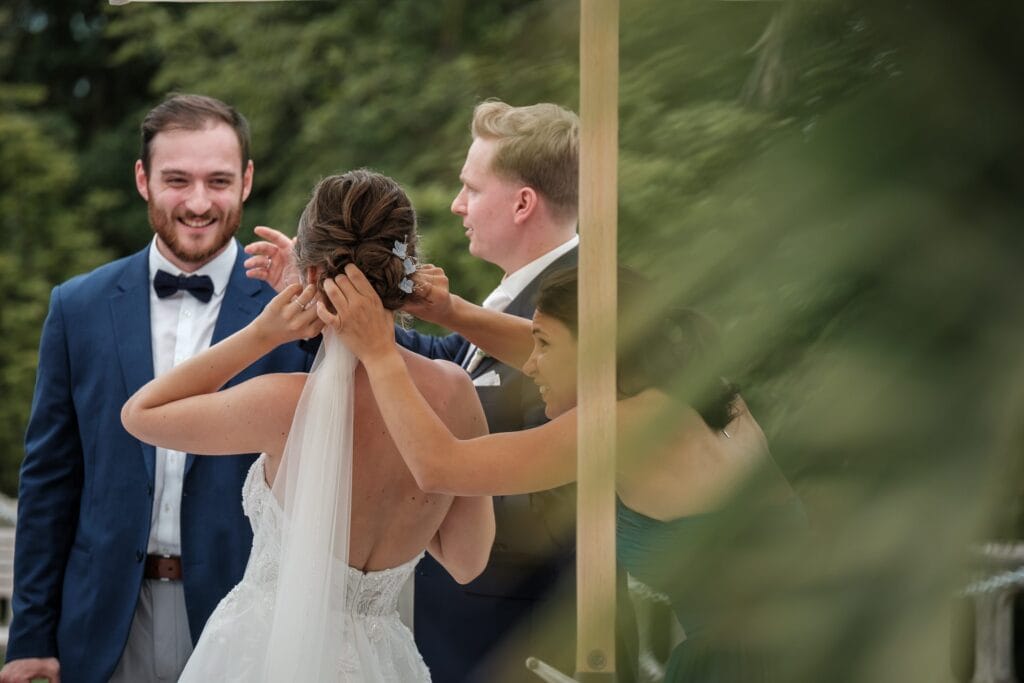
[472,370,501,387]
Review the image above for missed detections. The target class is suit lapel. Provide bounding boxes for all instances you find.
[211,247,263,345]
[454,337,473,369]
[184,246,263,476]
[470,351,499,379]
[110,249,157,483]
[472,246,579,380]
[504,246,579,319]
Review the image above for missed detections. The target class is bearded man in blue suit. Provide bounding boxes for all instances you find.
[0,94,311,683]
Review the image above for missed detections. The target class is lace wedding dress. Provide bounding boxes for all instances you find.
[179,455,430,682]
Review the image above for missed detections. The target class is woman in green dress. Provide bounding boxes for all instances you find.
[319,262,804,680]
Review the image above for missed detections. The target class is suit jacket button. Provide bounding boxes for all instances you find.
[136,550,144,562]
[147,484,153,496]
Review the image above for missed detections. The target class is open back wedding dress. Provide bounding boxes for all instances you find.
[179,331,431,682]
[178,456,428,682]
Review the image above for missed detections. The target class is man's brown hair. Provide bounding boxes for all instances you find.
[140,93,251,173]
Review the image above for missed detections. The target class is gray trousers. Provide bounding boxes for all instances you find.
[109,580,192,683]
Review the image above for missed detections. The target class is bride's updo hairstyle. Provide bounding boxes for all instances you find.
[536,266,740,431]
[294,169,417,311]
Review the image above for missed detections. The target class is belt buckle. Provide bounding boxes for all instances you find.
[146,553,182,582]
[156,553,174,582]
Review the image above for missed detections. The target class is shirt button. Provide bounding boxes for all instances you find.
[183,310,192,319]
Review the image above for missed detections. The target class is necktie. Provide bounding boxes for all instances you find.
[153,269,215,303]
[464,290,512,374]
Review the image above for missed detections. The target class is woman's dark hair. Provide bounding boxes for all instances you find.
[294,170,417,311]
[535,266,740,431]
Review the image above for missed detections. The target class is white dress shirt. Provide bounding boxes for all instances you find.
[464,234,579,373]
[146,238,237,556]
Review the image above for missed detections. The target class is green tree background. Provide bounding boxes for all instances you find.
[2,0,1022,679]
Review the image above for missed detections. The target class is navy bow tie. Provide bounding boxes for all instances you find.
[153,269,215,303]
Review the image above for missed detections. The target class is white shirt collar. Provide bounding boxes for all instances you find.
[148,237,238,296]
[486,234,579,308]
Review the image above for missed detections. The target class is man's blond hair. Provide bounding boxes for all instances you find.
[471,100,579,220]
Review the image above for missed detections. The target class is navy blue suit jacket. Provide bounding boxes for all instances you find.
[6,244,311,683]
[396,247,579,682]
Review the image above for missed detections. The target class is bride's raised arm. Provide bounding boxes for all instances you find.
[121,283,322,460]
[321,265,577,497]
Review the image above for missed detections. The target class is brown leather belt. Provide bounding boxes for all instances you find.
[144,554,183,581]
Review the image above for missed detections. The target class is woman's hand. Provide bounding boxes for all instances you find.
[318,264,398,366]
[251,282,323,347]
[402,264,455,325]
[244,225,300,292]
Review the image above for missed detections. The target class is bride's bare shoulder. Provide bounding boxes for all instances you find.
[394,348,485,437]
[396,348,475,396]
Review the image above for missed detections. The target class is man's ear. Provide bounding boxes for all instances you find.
[134,160,150,201]
[241,159,254,202]
[512,187,539,225]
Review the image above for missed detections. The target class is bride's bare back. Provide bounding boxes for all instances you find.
[347,348,487,571]
[256,346,490,575]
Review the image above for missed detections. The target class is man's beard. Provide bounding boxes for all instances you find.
[149,201,242,265]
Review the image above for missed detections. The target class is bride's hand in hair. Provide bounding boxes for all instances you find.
[318,265,398,366]
[402,264,454,325]
[251,283,324,346]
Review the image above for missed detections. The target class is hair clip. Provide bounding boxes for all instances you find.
[392,238,416,294]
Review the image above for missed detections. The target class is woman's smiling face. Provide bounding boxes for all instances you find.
[523,310,579,418]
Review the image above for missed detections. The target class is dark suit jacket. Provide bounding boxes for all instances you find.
[396,247,581,682]
[6,243,312,683]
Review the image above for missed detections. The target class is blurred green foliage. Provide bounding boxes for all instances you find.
[0,85,112,494]
[1,0,1022,678]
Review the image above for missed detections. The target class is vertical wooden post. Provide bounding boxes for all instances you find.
[577,1,619,680]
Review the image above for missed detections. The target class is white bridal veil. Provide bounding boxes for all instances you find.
[263,328,357,680]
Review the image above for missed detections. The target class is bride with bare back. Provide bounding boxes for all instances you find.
[121,169,494,682]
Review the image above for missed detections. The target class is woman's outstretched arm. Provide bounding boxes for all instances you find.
[320,266,577,496]
[404,265,534,369]
[121,283,323,459]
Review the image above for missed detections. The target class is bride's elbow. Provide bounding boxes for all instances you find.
[450,552,489,585]
[451,566,483,585]
[455,520,495,584]
[121,398,154,443]
[120,399,141,438]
